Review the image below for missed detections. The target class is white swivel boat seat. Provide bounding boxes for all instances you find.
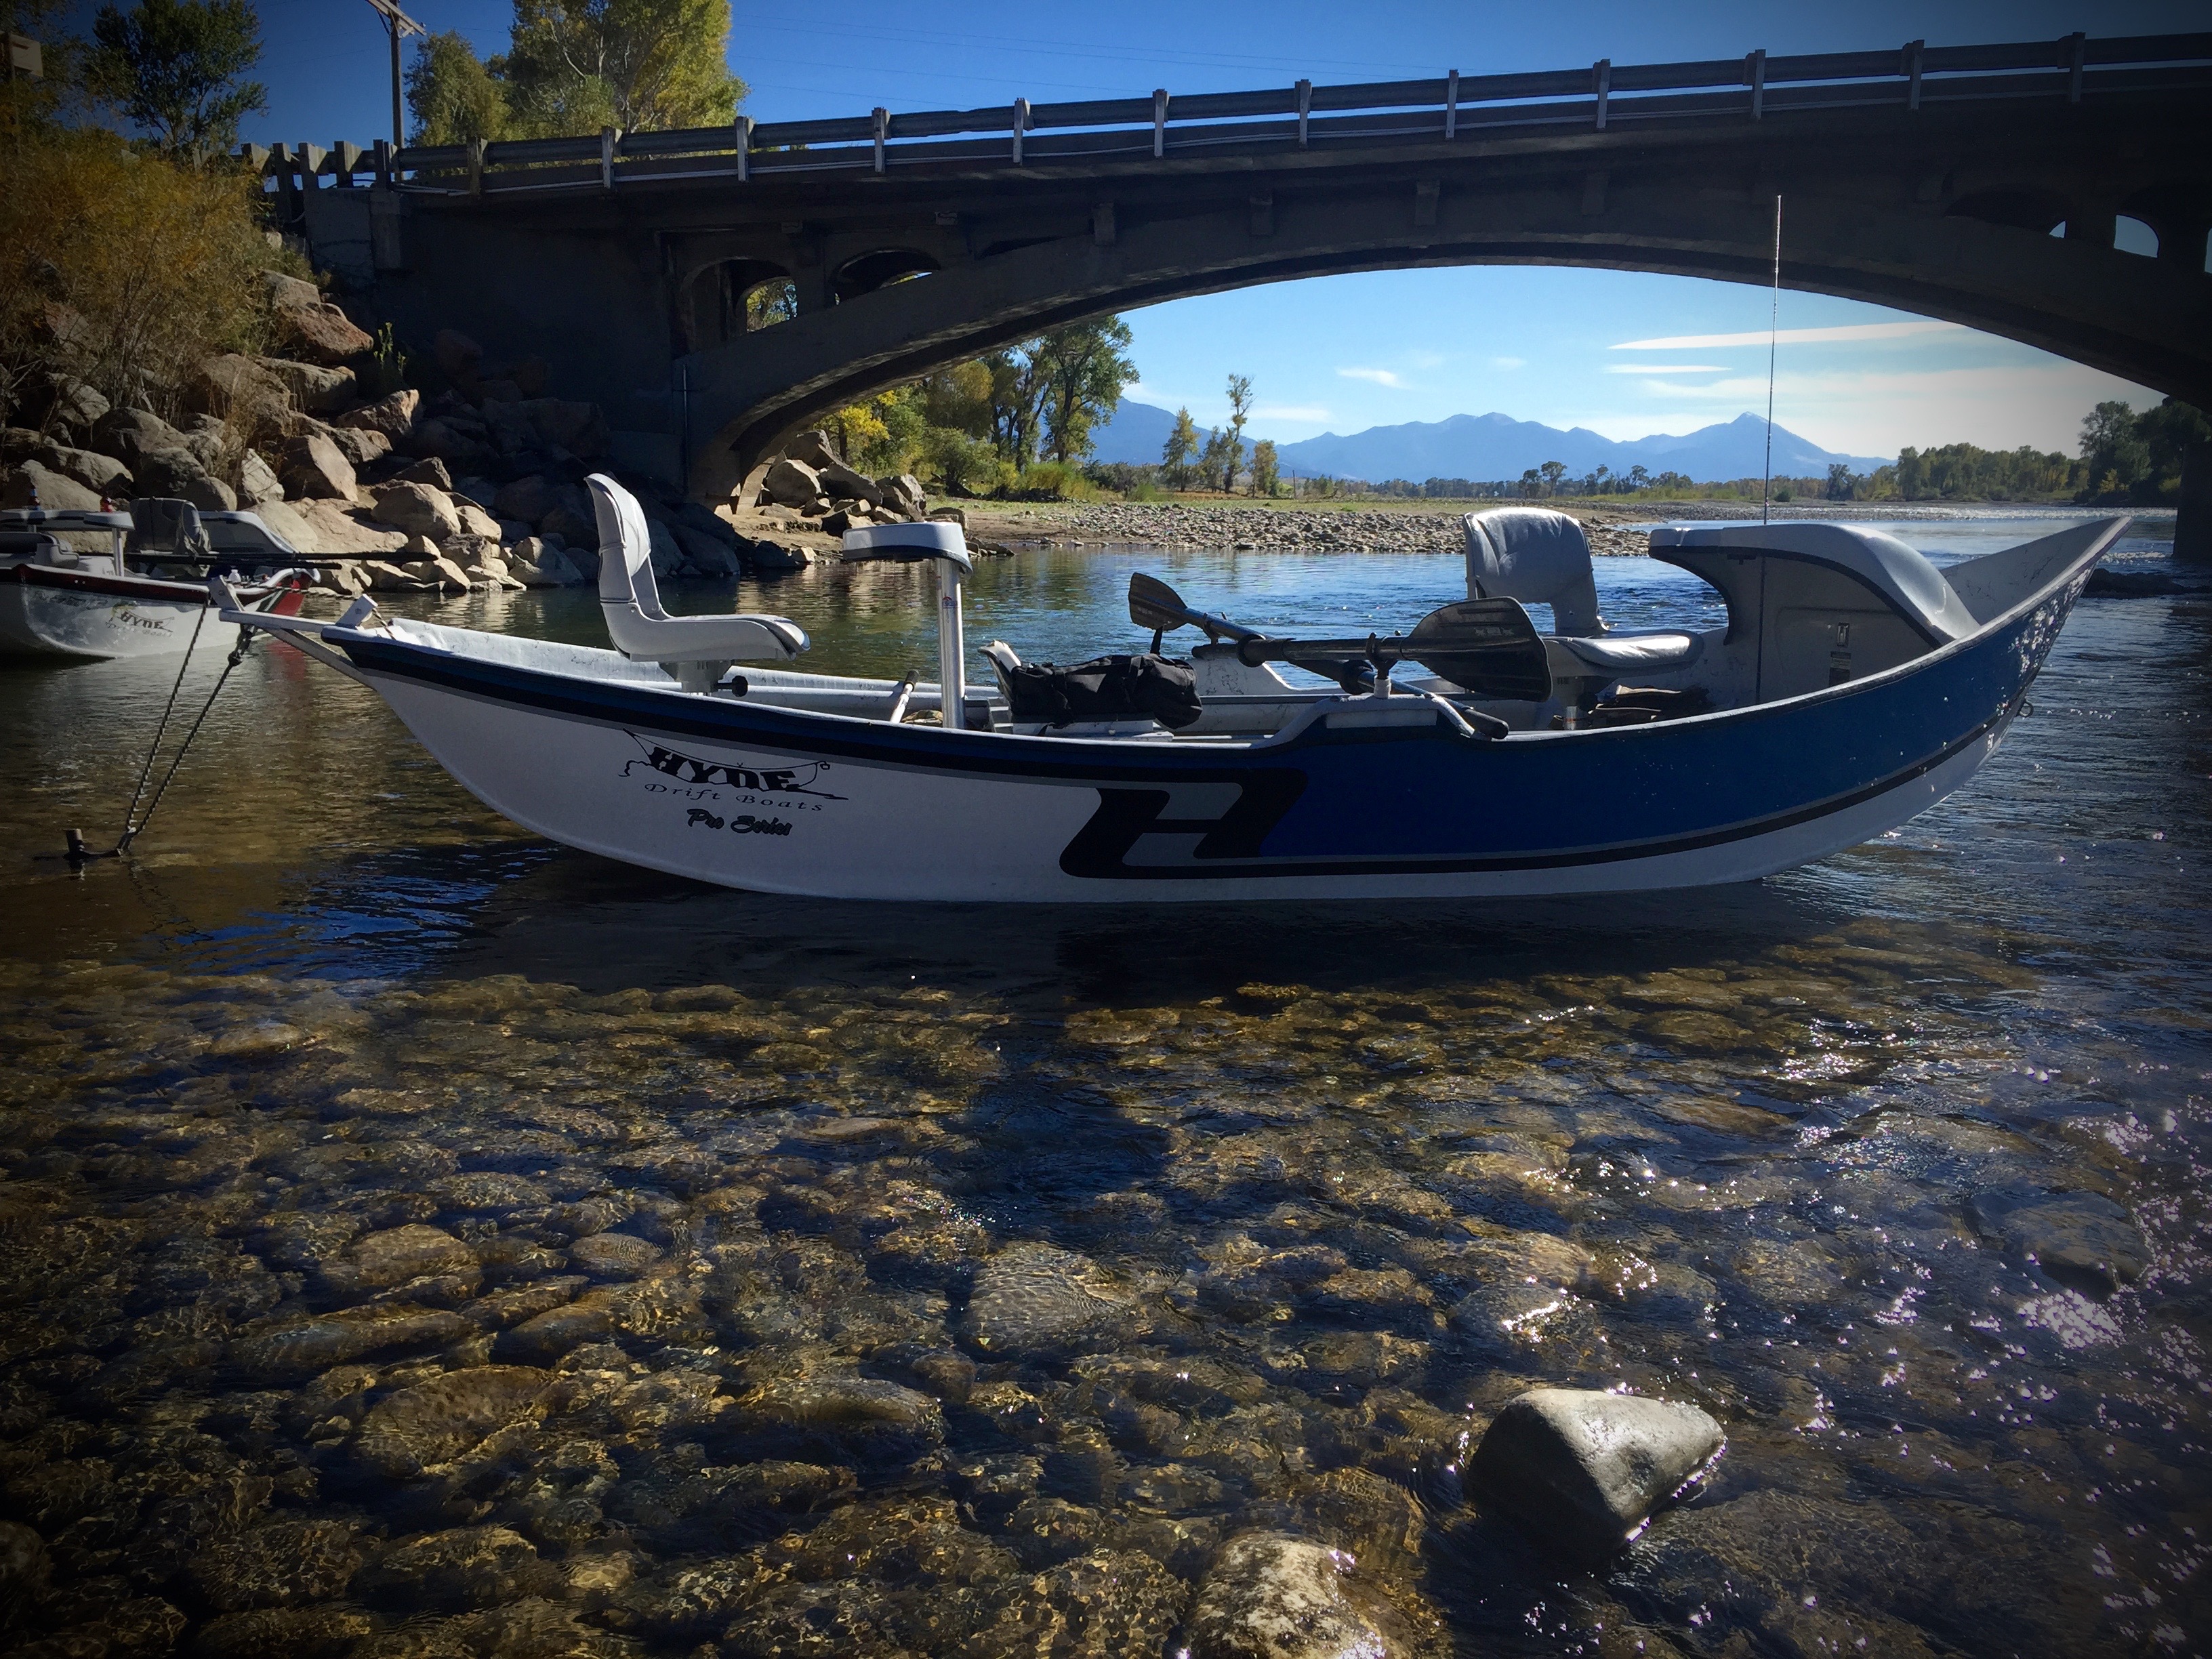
[1460,506,1702,687]
[589,474,806,691]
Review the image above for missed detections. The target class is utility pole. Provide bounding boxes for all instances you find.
[361,0,424,149]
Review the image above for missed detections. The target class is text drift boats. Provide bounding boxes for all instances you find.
[231,476,2127,903]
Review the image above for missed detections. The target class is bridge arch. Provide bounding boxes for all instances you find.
[682,180,2212,502]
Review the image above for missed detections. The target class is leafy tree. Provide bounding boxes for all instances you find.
[407,29,511,145]
[1162,406,1198,487]
[2136,397,2209,486]
[743,276,796,329]
[1626,464,1650,491]
[1825,462,1857,501]
[1517,468,1540,498]
[504,0,743,135]
[1219,373,1252,492]
[1249,438,1279,497]
[85,0,266,165]
[1198,426,1239,494]
[2,127,272,425]
[2078,401,2148,497]
[1538,459,1566,495]
[921,359,993,436]
[1038,317,1136,464]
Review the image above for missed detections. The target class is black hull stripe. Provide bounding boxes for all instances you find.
[1067,708,2009,879]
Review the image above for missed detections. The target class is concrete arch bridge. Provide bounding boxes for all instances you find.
[274,30,2212,501]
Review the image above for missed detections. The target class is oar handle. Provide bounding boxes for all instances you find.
[1236,634,1409,667]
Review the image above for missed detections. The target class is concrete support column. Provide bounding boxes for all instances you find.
[2154,214,2211,272]
[2065,203,2117,246]
[2177,441,2212,565]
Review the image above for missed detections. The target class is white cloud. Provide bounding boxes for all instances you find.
[1254,404,1330,422]
[1336,367,1406,387]
[1604,363,1731,374]
[1603,359,2152,455]
[1612,320,1966,350]
[1489,356,1526,371]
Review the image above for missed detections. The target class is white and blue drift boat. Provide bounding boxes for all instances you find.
[1,502,308,659]
[233,477,2126,903]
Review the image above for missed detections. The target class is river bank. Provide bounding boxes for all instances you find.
[958,497,2160,556]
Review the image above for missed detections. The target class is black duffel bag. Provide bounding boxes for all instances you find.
[1004,652,1203,730]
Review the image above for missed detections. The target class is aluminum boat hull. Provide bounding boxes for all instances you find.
[309,545,2095,903]
[0,563,291,659]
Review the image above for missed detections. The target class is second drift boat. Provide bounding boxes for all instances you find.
[1,501,309,660]
[232,477,2127,903]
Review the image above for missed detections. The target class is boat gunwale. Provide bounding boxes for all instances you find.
[320,515,2119,783]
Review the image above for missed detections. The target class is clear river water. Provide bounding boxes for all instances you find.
[0,515,2205,1658]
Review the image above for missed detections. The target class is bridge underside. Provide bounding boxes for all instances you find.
[338,92,2211,501]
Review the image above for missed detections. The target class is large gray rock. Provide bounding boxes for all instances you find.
[34,441,131,496]
[878,472,927,517]
[506,536,585,587]
[237,448,283,504]
[670,519,739,576]
[388,455,453,492]
[228,1303,472,1382]
[1,460,100,511]
[433,327,484,384]
[1470,1387,1723,1559]
[323,425,390,468]
[1969,1187,2147,1299]
[336,388,419,441]
[515,396,609,458]
[90,405,186,466]
[354,1524,560,1609]
[785,430,839,470]
[371,480,464,543]
[274,298,375,366]
[279,432,356,501]
[492,472,553,524]
[134,446,238,510]
[1186,1532,1388,1659]
[760,456,823,508]
[647,516,683,578]
[250,498,317,552]
[817,456,882,506]
[24,372,108,438]
[187,354,291,443]
[261,357,356,414]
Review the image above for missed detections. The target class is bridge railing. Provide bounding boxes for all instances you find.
[243,30,2212,199]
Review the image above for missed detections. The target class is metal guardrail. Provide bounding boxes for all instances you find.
[245,30,2212,201]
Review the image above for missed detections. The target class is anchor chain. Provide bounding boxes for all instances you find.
[114,621,260,855]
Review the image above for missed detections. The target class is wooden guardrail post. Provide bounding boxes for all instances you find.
[872,107,888,173]
[372,137,392,187]
[600,127,616,189]
[1445,69,1459,138]
[2064,32,2085,103]
[1593,60,1611,130]
[1904,40,1924,110]
[467,138,486,199]
[1747,49,1765,121]
[1153,89,1168,159]
[735,115,752,182]
[1296,80,1311,148]
[1012,98,1029,165]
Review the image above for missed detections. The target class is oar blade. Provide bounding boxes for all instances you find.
[1128,572,1191,634]
[1406,598,1552,701]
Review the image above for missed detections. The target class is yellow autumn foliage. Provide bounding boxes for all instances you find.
[1,127,283,423]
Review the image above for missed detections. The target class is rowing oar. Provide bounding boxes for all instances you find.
[1128,572,1378,691]
[1233,599,1555,703]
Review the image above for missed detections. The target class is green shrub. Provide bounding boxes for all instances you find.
[923,430,1012,497]
[1011,459,1096,501]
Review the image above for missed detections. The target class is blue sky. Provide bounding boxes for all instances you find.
[103,0,2205,458]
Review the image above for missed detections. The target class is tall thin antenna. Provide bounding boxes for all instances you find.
[1761,194,1782,525]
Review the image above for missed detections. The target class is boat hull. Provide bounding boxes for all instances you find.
[0,565,287,659]
[326,554,2090,903]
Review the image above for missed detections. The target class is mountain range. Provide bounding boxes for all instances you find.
[1084,402,1889,484]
